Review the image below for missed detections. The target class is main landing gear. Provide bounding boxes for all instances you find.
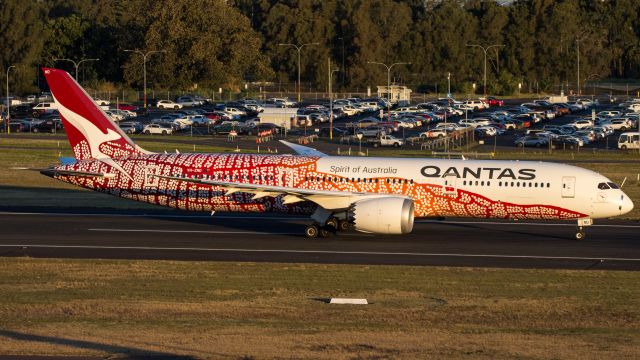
[575,218,593,240]
[305,216,353,238]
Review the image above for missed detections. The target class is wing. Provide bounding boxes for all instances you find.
[279,140,327,157]
[152,174,407,211]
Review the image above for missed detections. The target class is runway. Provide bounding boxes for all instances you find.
[1,211,639,270]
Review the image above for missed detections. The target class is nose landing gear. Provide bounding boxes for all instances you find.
[575,218,593,240]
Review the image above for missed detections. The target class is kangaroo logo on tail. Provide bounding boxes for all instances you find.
[42,68,149,161]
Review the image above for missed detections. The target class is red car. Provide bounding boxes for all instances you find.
[117,103,137,111]
[486,96,504,107]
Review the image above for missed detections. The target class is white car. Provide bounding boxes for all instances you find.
[143,123,173,135]
[104,110,124,122]
[597,110,622,118]
[420,129,448,139]
[335,105,359,116]
[157,100,183,109]
[609,118,633,131]
[93,98,110,106]
[570,119,594,129]
[463,100,487,111]
[458,119,480,128]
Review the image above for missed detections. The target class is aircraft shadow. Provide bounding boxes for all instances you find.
[0,329,195,359]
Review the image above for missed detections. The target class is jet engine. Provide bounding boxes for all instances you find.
[351,197,415,234]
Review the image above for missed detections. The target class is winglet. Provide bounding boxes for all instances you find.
[279,140,327,157]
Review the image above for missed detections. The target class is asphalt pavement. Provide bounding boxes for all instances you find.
[1,211,638,270]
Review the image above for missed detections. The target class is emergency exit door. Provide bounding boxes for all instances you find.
[561,176,575,198]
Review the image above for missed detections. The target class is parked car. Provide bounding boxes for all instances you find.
[157,100,183,109]
[609,118,633,131]
[32,118,63,133]
[176,96,202,107]
[514,136,547,147]
[569,119,594,129]
[119,121,143,134]
[485,96,504,107]
[143,123,173,135]
[209,122,238,135]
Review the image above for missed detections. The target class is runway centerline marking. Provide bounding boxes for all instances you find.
[1,244,639,262]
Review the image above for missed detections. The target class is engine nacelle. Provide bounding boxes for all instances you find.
[351,197,415,234]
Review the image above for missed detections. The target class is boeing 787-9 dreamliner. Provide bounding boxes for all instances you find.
[38,68,633,239]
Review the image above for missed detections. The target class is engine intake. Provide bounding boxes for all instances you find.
[351,197,415,234]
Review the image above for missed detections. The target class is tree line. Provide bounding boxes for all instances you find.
[1,0,638,96]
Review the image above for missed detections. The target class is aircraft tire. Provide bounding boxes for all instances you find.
[575,230,586,240]
[326,217,338,230]
[319,227,330,238]
[305,224,319,238]
[337,220,351,232]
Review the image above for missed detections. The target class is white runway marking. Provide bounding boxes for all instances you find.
[1,244,638,262]
[89,228,297,235]
[0,211,304,221]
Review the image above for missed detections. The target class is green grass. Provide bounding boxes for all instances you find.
[0,258,638,359]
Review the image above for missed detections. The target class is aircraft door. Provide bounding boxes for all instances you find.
[561,176,575,198]
[144,165,159,188]
[443,174,457,196]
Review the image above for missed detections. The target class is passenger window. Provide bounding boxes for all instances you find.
[598,182,610,190]
[607,182,619,189]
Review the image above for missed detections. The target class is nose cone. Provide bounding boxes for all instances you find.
[621,193,634,215]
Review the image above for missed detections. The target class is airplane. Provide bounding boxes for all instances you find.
[37,67,633,240]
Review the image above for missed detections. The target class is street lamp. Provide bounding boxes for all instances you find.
[5,65,16,134]
[338,37,345,89]
[466,44,504,97]
[278,42,319,104]
[367,61,411,120]
[447,72,451,97]
[328,62,339,141]
[53,58,99,81]
[123,49,166,108]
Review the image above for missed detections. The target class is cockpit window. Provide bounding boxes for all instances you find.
[597,182,610,190]
[607,182,620,189]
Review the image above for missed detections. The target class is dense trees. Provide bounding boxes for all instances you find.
[1,0,639,96]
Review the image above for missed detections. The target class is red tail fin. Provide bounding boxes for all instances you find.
[42,68,146,160]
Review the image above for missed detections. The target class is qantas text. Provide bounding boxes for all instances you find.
[420,166,536,180]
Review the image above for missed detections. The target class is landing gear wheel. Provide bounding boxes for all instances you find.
[305,224,319,238]
[326,217,339,230]
[575,229,586,240]
[319,227,330,238]
[337,220,351,232]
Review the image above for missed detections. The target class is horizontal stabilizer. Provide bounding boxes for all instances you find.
[40,168,116,178]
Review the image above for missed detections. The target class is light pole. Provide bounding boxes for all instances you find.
[447,72,451,97]
[576,38,581,96]
[5,65,16,134]
[328,58,339,141]
[466,44,504,97]
[278,42,319,104]
[367,61,411,120]
[124,49,166,108]
[53,58,99,81]
[338,37,345,89]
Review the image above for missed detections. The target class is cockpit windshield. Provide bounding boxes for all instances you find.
[598,182,620,190]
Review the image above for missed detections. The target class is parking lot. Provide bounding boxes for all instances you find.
[3,94,640,154]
